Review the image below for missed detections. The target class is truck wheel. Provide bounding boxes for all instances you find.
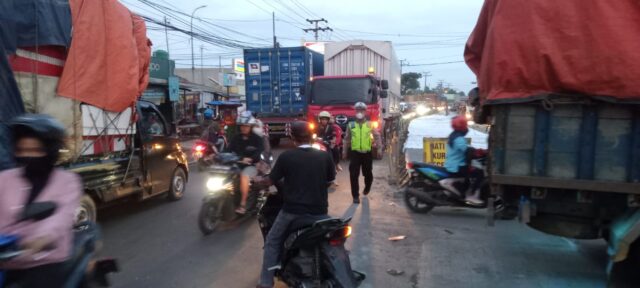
[76,195,97,224]
[168,167,187,201]
[404,190,435,214]
[269,137,280,147]
[198,202,220,235]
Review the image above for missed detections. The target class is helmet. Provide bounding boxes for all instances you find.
[290,121,312,141]
[451,116,468,132]
[9,114,66,159]
[318,111,331,120]
[354,102,367,111]
[237,115,256,126]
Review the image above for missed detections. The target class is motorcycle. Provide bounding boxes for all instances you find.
[403,149,516,219]
[192,139,217,172]
[0,202,118,287]
[258,193,365,288]
[197,152,272,235]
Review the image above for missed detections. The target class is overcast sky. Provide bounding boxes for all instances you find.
[121,0,484,93]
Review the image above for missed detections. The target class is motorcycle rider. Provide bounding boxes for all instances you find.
[257,121,335,288]
[201,121,224,154]
[0,114,82,288]
[329,116,343,171]
[227,113,264,214]
[316,111,339,180]
[443,115,485,205]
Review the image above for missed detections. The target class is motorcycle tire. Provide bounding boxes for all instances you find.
[198,202,221,235]
[404,190,435,214]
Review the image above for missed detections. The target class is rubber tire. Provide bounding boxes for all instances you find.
[404,189,435,214]
[76,195,97,224]
[269,137,280,147]
[167,167,187,201]
[198,202,220,235]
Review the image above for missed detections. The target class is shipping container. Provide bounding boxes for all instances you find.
[244,46,324,117]
[243,46,323,143]
[324,40,401,114]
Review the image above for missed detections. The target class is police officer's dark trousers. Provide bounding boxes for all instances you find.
[349,151,373,199]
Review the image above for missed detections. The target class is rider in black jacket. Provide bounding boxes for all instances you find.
[257,121,335,288]
[227,115,264,214]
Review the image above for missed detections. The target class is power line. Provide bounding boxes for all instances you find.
[404,60,465,67]
[303,18,333,41]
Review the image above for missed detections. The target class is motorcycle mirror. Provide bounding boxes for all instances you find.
[19,202,57,222]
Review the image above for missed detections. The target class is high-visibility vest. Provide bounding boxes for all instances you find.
[349,121,372,152]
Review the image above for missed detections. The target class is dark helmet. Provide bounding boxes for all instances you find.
[290,121,312,142]
[9,114,66,157]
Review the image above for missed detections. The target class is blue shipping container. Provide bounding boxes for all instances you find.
[244,46,324,117]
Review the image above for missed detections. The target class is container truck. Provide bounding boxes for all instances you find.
[1,0,188,223]
[307,40,401,157]
[243,46,324,146]
[465,0,640,280]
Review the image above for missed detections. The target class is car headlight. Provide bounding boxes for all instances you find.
[206,177,226,191]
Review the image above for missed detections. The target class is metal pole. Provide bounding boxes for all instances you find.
[164,16,170,55]
[200,45,204,84]
[190,5,206,81]
[272,12,276,48]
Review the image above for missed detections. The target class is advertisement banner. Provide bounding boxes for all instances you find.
[423,137,471,166]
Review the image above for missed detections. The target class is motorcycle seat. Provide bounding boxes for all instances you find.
[288,214,331,231]
[412,162,451,180]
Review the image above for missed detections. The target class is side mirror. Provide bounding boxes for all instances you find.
[19,202,57,222]
[380,90,388,99]
[381,80,389,90]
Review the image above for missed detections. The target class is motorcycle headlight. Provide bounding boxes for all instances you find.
[206,177,226,192]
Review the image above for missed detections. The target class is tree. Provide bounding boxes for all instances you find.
[401,72,421,95]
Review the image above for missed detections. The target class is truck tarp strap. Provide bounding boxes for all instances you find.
[608,209,640,268]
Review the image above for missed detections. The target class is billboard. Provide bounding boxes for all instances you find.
[233,58,245,80]
[423,137,471,166]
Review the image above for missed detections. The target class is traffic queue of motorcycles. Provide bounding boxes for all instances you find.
[0,111,361,288]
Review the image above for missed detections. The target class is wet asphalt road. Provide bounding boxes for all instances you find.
[97,140,609,288]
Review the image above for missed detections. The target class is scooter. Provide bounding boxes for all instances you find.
[258,193,366,288]
[192,139,217,172]
[197,152,271,235]
[403,149,515,219]
[0,202,118,287]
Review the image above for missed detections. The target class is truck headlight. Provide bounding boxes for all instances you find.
[206,177,226,192]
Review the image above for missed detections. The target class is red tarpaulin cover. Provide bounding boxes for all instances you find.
[57,0,151,112]
[465,0,640,104]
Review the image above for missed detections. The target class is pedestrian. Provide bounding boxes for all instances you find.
[342,102,381,204]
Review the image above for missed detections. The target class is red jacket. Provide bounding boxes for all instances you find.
[332,123,343,146]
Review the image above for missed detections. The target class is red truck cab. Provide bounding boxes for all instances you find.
[307,75,389,133]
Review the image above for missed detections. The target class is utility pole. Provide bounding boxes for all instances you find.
[200,45,204,84]
[272,12,277,48]
[303,18,332,41]
[190,5,206,82]
[164,16,170,55]
[422,71,432,92]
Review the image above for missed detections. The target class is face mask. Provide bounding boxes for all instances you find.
[16,156,54,177]
[355,112,365,120]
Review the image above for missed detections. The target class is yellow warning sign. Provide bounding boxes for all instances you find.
[423,137,471,166]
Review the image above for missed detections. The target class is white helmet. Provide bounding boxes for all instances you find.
[354,102,367,111]
[237,115,256,126]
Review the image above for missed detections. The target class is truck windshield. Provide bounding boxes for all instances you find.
[310,78,372,105]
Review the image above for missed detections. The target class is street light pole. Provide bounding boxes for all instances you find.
[190,5,206,81]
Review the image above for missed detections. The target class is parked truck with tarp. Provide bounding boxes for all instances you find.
[465,0,640,281]
[0,0,189,223]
